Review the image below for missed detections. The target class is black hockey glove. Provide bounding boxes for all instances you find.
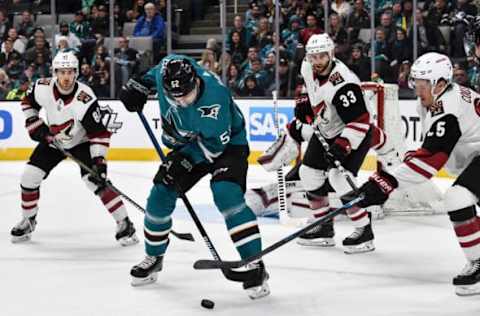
[89,157,108,189]
[119,78,149,112]
[352,170,398,208]
[294,93,314,124]
[287,119,305,144]
[325,137,351,166]
[154,151,193,186]
[26,117,53,144]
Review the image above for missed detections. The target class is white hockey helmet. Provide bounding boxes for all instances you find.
[305,34,335,58]
[409,52,453,89]
[52,51,79,75]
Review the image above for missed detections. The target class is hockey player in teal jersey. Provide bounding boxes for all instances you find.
[119,54,270,299]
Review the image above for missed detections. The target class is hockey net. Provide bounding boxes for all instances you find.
[361,82,444,216]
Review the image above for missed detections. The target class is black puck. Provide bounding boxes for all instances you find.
[201,299,215,309]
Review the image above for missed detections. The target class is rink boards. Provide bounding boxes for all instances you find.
[0,98,433,173]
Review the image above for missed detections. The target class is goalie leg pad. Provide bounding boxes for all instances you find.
[299,164,327,192]
[258,131,300,172]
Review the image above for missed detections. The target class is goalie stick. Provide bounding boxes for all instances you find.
[51,141,195,242]
[193,195,364,270]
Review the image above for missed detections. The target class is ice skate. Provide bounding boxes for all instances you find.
[342,214,375,254]
[297,219,335,247]
[115,217,139,246]
[242,260,270,300]
[453,259,480,296]
[130,255,164,286]
[11,216,37,243]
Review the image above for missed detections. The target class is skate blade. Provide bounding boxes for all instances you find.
[343,240,375,254]
[118,234,140,247]
[297,238,335,247]
[247,282,271,300]
[455,283,480,296]
[11,234,32,243]
[131,273,158,287]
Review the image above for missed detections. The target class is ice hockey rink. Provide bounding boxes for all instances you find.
[0,161,479,316]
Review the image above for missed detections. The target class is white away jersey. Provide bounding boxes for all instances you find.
[21,78,110,156]
[300,59,370,149]
[394,83,480,188]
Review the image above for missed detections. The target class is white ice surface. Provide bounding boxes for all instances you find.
[0,162,479,316]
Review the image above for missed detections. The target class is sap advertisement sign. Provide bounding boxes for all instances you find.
[249,107,294,141]
[0,109,12,139]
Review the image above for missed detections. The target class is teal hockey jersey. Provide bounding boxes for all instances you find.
[143,54,248,164]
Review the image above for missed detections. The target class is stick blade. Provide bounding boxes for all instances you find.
[194,259,243,270]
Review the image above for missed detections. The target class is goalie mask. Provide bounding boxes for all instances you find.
[162,58,198,107]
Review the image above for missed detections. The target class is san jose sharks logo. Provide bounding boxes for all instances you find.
[198,104,221,120]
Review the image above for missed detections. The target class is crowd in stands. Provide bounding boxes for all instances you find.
[0,0,166,100]
[1,0,480,100]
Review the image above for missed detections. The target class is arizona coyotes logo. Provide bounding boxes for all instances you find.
[430,100,444,117]
[49,119,74,136]
[329,72,345,86]
[198,104,221,120]
[77,91,93,104]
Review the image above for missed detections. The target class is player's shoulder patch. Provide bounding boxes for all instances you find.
[329,71,345,86]
[198,104,221,120]
[429,100,445,117]
[77,90,94,104]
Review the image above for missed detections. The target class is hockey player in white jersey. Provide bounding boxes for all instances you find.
[10,51,139,246]
[263,33,377,253]
[349,52,480,296]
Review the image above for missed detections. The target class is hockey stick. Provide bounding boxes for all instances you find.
[193,195,364,270]
[272,90,290,218]
[136,112,255,282]
[51,141,194,242]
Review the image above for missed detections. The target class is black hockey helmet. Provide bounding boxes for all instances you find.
[162,58,197,98]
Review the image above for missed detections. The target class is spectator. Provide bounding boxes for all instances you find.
[468,35,480,92]
[133,2,165,40]
[6,76,29,100]
[78,63,95,86]
[331,0,352,22]
[346,43,371,81]
[300,14,323,45]
[125,0,147,22]
[346,0,370,44]
[278,56,293,97]
[23,62,38,83]
[281,15,302,59]
[226,63,241,96]
[55,21,82,52]
[371,27,395,83]
[390,28,412,68]
[263,51,276,92]
[450,0,478,58]
[198,48,221,75]
[397,60,411,89]
[70,11,92,41]
[328,13,349,61]
[91,45,110,67]
[16,10,35,38]
[0,39,22,67]
[0,68,11,100]
[425,0,451,27]
[25,28,51,51]
[92,55,110,98]
[453,64,473,88]
[32,51,51,78]
[91,5,109,36]
[227,31,248,67]
[245,2,262,33]
[396,0,414,33]
[24,35,51,65]
[1,28,26,54]
[253,17,273,50]
[411,8,447,55]
[239,75,265,96]
[228,15,254,50]
[0,9,11,41]
[239,58,268,90]
[379,12,396,44]
[241,46,260,72]
[114,37,139,91]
